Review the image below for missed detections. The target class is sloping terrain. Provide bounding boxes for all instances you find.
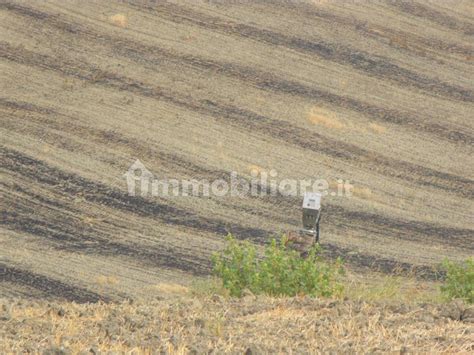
[1,0,473,301]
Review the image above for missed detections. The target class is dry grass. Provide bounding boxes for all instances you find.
[2,275,472,353]
[351,186,374,200]
[307,108,387,136]
[368,122,387,134]
[95,276,119,286]
[307,107,346,129]
[247,164,267,176]
[109,14,128,28]
[152,282,190,296]
[343,271,443,304]
[328,181,374,200]
[1,290,472,353]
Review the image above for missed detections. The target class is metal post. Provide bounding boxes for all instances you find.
[315,213,320,243]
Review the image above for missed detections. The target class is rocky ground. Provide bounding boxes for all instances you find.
[1,288,473,354]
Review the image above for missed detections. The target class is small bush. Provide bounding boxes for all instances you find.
[212,234,344,298]
[440,258,473,304]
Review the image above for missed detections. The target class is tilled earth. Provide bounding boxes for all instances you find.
[1,293,473,353]
[1,0,473,301]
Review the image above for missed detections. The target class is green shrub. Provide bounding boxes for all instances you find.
[440,258,473,304]
[212,234,344,298]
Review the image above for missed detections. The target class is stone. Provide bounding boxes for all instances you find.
[245,344,262,355]
[462,307,474,323]
[440,300,465,321]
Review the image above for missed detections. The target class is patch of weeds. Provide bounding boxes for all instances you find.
[344,273,443,304]
[212,234,344,298]
[345,275,403,302]
[190,277,229,298]
[441,258,473,304]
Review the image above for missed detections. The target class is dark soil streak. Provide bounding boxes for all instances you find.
[1,102,229,182]
[0,264,108,303]
[133,2,474,102]
[114,44,473,145]
[2,3,473,145]
[391,1,474,35]
[322,243,444,281]
[2,181,214,276]
[2,5,472,144]
[259,195,473,250]
[7,96,468,222]
[279,3,474,58]
[0,97,56,114]
[1,147,464,279]
[2,209,211,276]
[1,46,472,200]
[325,204,473,250]
[1,147,268,240]
[190,99,473,199]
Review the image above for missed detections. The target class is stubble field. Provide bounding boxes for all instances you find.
[1,0,473,302]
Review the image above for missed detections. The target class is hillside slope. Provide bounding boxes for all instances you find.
[1,0,473,301]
